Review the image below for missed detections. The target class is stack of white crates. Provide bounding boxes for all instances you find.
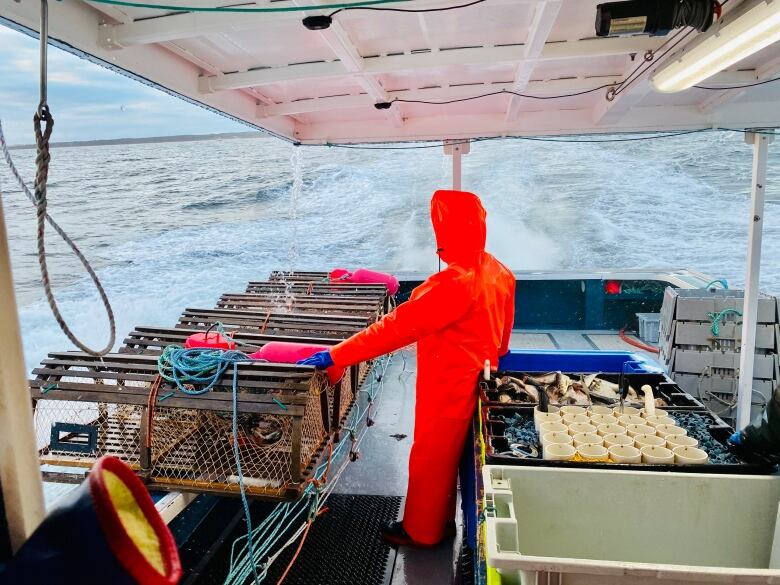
[659,288,779,422]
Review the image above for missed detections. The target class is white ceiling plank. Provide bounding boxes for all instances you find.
[698,55,780,113]
[504,0,563,123]
[198,36,663,92]
[258,76,624,118]
[100,0,534,47]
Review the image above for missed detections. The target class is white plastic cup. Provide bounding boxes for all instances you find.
[567,422,597,436]
[572,432,602,448]
[673,446,709,465]
[597,423,626,437]
[576,444,609,461]
[625,424,656,438]
[608,444,642,464]
[633,433,665,449]
[666,434,699,450]
[641,445,674,464]
[617,414,645,427]
[560,405,587,416]
[534,409,562,432]
[543,442,576,461]
[539,421,567,436]
[562,413,590,426]
[589,414,614,427]
[603,433,634,448]
[655,424,687,439]
[615,406,640,416]
[641,408,668,419]
[589,405,613,416]
[644,415,676,427]
[542,431,574,447]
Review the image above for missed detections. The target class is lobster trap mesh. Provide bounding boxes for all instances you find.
[35,400,144,468]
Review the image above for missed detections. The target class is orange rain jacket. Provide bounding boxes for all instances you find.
[330,189,516,545]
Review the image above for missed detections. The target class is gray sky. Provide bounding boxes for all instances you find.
[0,24,246,145]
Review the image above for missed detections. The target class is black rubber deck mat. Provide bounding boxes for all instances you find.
[262,494,401,585]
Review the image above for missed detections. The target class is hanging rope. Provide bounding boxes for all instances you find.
[0,0,116,356]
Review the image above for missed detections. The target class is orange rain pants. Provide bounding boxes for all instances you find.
[330,189,516,545]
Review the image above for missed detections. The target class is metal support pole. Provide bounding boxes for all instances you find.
[443,140,470,191]
[0,197,45,551]
[736,129,774,429]
[452,144,462,191]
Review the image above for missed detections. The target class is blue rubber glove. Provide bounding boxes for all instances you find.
[728,431,743,446]
[297,350,334,369]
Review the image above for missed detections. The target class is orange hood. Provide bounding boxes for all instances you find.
[430,190,486,265]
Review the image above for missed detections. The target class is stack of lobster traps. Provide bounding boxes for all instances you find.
[29,270,391,500]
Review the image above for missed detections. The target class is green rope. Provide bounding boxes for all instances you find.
[708,309,742,337]
[83,0,410,13]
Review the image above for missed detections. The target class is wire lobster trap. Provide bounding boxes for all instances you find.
[246,280,388,300]
[29,351,336,499]
[216,293,382,321]
[119,327,366,437]
[177,308,370,340]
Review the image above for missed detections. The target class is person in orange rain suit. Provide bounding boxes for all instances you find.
[299,189,515,547]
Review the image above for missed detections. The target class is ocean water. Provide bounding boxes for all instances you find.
[1,132,779,370]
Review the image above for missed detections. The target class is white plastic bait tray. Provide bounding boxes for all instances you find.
[483,464,780,585]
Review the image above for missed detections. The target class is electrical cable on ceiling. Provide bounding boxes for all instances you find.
[373,83,620,109]
[694,77,780,90]
[317,127,777,150]
[329,0,485,16]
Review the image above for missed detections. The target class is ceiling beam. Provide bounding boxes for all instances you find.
[258,76,624,118]
[99,0,533,47]
[290,0,402,127]
[292,100,780,144]
[504,0,563,123]
[198,36,663,92]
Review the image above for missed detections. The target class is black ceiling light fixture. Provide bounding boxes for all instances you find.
[595,0,720,37]
[302,0,486,31]
[302,15,333,30]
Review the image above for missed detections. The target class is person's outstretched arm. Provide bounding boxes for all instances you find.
[329,267,475,367]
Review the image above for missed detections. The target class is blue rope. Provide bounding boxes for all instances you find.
[157,345,261,584]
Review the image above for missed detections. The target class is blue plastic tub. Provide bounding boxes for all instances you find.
[497,349,662,374]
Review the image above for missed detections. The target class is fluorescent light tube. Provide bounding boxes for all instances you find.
[651,0,780,93]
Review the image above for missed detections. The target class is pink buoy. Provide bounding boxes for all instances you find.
[328,267,399,295]
[248,341,344,384]
[185,331,236,350]
[350,268,399,295]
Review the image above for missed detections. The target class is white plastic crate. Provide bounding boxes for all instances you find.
[636,312,661,344]
[483,465,780,585]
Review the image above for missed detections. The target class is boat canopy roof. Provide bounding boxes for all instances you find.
[1,0,780,144]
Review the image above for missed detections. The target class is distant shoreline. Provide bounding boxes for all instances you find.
[8,131,266,150]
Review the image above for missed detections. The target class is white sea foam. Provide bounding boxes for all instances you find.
[2,132,778,370]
